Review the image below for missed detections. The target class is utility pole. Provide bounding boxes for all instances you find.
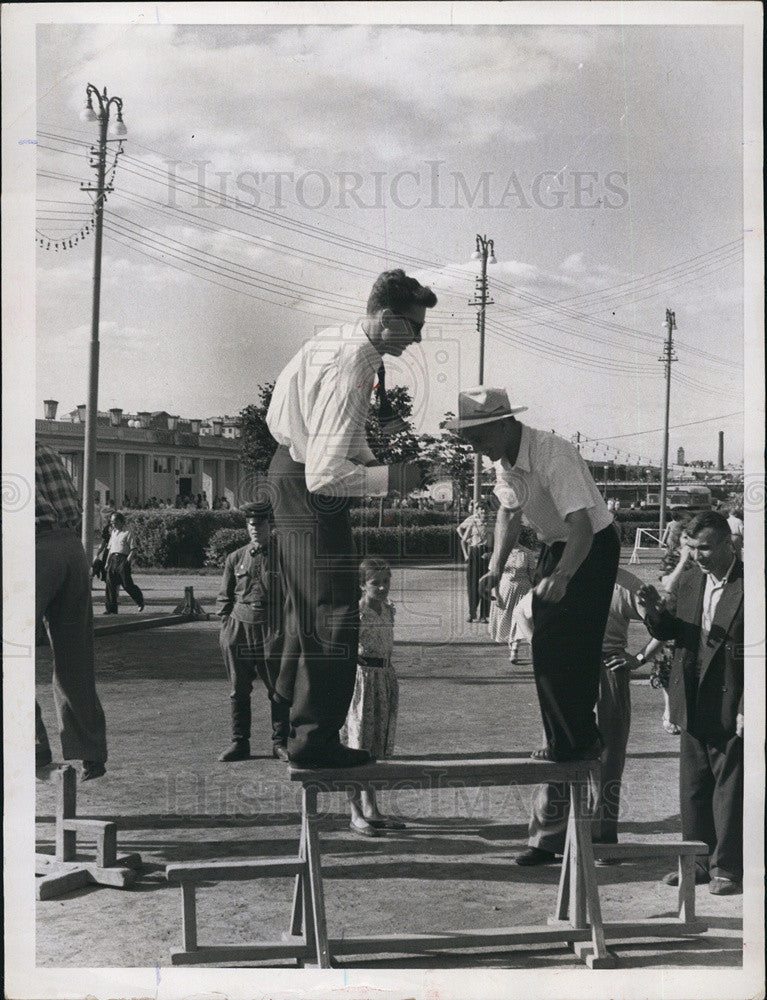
[658,308,677,538]
[469,234,496,507]
[79,85,126,555]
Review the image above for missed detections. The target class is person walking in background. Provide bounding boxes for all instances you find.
[35,444,107,780]
[488,537,536,661]
[448,387,620,763]
[341,557,404,837]
[215,502,289,762]
[638,511,744,896]
[266,268,436,769]
[726,506,743,557]
[104,512,144,614]
[457,502,494,623]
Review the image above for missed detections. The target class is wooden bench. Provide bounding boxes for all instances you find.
[166,755,708,968]
[36,765,142,900]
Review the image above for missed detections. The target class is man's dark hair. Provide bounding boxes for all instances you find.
[686,510,731,539]
[366,269,437,315]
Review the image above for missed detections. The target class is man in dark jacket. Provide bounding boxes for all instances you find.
[215,502,289,762]
[638,510,744,895]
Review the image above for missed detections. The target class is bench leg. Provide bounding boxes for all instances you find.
[96,823,118,868]
[553,818,571,922]
[55,766,77,862]
[181,883,197,952]
[678,854,697,923]
[303,788,330,969]
[570,779,615,969]
[290,817,306,937]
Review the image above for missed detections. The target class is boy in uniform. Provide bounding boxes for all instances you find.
[216,501,289,762]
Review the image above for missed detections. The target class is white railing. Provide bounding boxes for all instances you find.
[629,527,662,564]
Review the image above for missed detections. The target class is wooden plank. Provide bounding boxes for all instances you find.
[60,818,113,831]
[56,766,77,862]
[303,788,330,969]
[181,883,197,951]
[289,756,597,790]
[289,817,307,939]
[166,859,303,883]
[602,919,707,938]
[170,941,311,965]
[592,841,709,859]
[574,798,610,965]
[329,925,592,955]
[36,868,91,900]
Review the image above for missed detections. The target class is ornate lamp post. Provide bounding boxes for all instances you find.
[79,84,126,554]
[469,234,497,508]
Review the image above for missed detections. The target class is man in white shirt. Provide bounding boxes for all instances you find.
[266,269,436,768]
[104,512,144,614]
[638,510,743,895]
[446,387,620,762]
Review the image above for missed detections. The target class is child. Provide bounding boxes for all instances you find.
[341,556,404,837]
[489,542,536,662]
[215,501,289,762]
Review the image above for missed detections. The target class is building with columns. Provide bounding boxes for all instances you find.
[37,400,245,508]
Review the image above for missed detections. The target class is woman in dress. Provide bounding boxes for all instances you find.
[489,541,537,662]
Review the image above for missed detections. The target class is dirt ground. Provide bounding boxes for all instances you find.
[34,556,745,971]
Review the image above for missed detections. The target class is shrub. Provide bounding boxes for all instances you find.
[349,506,457,527]
[353,525,458,559]
[205,528,250,567]
[120,509,247,568]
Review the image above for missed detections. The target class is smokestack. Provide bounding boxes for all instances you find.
[718,431,724,471]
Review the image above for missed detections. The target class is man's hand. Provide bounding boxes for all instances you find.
[736,713,744,738]
[534,570,569,604]
[387,462,422,496]
[605,652,642,672]
[479,569,500,601]
[637,584,664,616]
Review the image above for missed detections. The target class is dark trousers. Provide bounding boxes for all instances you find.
[268,446,359,756]
[680,729,743,881]
[105,553,143,612]
[36,529,107,762]
[528,662,632,852]
[466,546,490,619]
[219,615,288,745]
[531,523,620,758]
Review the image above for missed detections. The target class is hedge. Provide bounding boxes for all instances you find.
[350,507,457,527]
[121,507,655,568]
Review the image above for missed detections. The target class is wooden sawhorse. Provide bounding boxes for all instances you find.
[36,765,142,900]
[166,755,707,967]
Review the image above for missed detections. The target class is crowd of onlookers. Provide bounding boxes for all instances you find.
[113,491,232,511]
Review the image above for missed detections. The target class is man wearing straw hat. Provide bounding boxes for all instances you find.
[446,387,620,763]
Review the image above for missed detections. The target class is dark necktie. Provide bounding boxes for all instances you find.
[376,364,407,435]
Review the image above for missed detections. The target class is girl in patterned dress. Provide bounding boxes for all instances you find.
[488,542,537,662]
[341,557,403,837]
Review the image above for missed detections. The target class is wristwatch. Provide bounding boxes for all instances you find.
[636,652,646,665]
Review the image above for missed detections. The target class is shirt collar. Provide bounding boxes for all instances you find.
[513,423,532,472]
[342,321,382,377]
[705,555,736,588]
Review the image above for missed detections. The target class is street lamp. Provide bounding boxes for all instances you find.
[469,234,496,507]
[79,84,126,555]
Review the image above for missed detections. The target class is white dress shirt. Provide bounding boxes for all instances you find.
[493,424,614,544]
[266,323,389,497]
[701,556,736,634]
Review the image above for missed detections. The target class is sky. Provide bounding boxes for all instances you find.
[34,17,748,466]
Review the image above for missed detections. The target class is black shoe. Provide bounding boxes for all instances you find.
[219,740,250,762]
[137,602,144,612]
[708,876,742,895]
[82,760,106,781]
[272,744,289,762]
[289,745,374,769]
[36,747,53,770]
[515,847,557,866]
[663,867,710,886]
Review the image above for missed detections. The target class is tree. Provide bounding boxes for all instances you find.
[424,411,475,506]
[364,383,423,465]
[239,381,277,476]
